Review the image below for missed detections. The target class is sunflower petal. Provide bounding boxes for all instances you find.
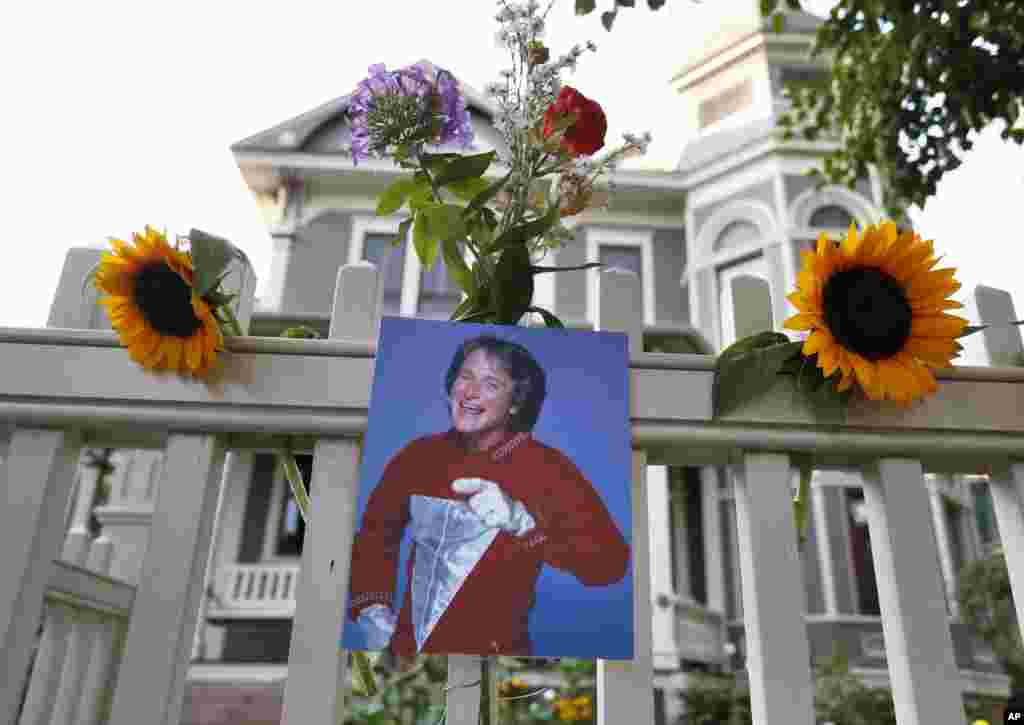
[910,314,969,338]
[784,312,820,331]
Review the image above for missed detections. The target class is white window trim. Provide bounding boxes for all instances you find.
[696,199,778,260]
[349,213,419,316]
[788,185,881,233]
[585,227,655,327]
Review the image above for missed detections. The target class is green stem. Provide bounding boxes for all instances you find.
[276,447,378,701]
[218,304,245,337]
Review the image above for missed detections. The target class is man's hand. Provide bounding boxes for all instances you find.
[451,478,536,537]
[358,603,397,650]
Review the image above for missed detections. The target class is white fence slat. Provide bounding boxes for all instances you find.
[279,437,362,725]
[729,452,814,725]
[989,461,1024,646]
[445,656,484,724]
[598,448,653,725]
[18,602,71,725]
[860,458,965,725]
[105,434,227,725]
[75,618,120,725]
[49,610,93,725]
[282,263,379,725]
[596,267,653,725]
[0,427,83,725]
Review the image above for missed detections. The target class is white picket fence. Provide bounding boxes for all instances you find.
[2,261,1024,725]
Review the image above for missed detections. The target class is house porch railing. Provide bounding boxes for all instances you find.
[2,261,1024,725]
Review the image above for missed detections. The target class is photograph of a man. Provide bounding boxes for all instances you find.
[341,317,633,659]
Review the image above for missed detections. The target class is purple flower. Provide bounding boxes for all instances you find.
[433,69,474,149]
[346,62,474,165]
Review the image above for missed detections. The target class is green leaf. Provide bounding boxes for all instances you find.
[575,0,596,14]
[792,460,813,550]
[433,151,496,188]
[413,211,439,270]
[352,651,378,697]
[600,9,616,30]
[469,216,495,251]
[80,261,102,302]
[376,177,418,216]
[493,245,535,325]
[492,205,559,250]
[959,320,1024,337]
[442,237,473,293]
[772,11,785,33]
[422,204,467,243]
[527,306,565,328]
[188,228,247,298]
[467,171,513,213]
[447,176,491,202]
[449,295,478,322]
[713,336,804,418]
[392,217,413,247]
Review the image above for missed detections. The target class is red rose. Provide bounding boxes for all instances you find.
[543,86,607,157]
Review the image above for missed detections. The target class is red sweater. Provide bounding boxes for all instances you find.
[348,428,630,657]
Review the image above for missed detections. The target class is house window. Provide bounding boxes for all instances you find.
[362,233,407,317]
[276,454,313,557]
[418,244,464,319]
[599,245,642,282]
[809,205,854,229]
[717,255,773,348]
[846,488,881,616]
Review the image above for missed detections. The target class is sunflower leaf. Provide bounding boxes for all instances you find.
[188,229,245,298]
[80,262,102,301]
[713,336,804,418]
[959,320,1024,337]
[526,306,565,329]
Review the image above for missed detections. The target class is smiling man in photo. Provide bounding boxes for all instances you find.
[347,333,630,658]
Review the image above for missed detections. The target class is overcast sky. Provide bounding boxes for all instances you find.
[3,0,1021,332]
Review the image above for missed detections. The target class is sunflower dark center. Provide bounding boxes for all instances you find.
[821,267,912,361]
[132,262,203,338]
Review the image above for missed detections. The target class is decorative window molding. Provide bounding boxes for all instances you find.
[716,254,773,348]
[696,199,779,263]
[789,185,880,234]
[698,79,754,130]
[585,227,656,327]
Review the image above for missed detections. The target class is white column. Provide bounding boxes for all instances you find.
[700,466,726,616]
[926,477,959,617]
[74,539,119,725]
[62,451,102,566]
[595,267,654,725]
[283,262,380,725]
[811,481,838,616]
[647,465,679,670]
[989,462,1024,648]
[92,449,162,586]
[0,428,84,725]
[730,452,814,725]
[106,434,227,725]
[49,607,95,725]
[860,458,965,725]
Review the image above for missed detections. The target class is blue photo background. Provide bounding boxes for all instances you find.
[340,316,634,659]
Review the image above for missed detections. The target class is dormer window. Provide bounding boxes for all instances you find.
[698,79,753,130]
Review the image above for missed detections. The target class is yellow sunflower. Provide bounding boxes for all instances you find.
[95,226,224,377]
[784,221,968,405]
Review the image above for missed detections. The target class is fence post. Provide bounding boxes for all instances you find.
[960,285,1023,367]
[860,459,965,725]
[281,261,381,725]
[594,267,653,725]
[0,429,85,725]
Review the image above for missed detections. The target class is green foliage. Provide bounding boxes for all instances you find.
[578,0,1024,218]
[575,0,667,31]
[343,654,449,725]
[958,548,1024,692]
[187,228,251,299]
[712,332,803,417]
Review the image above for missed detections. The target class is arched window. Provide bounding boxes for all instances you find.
[809,204,854,229]
[715,220,760,250]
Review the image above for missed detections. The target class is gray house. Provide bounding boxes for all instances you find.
[43,7,1012,725]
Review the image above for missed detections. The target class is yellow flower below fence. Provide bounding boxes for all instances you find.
[553,693,593,721]
[783,220,968,405]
